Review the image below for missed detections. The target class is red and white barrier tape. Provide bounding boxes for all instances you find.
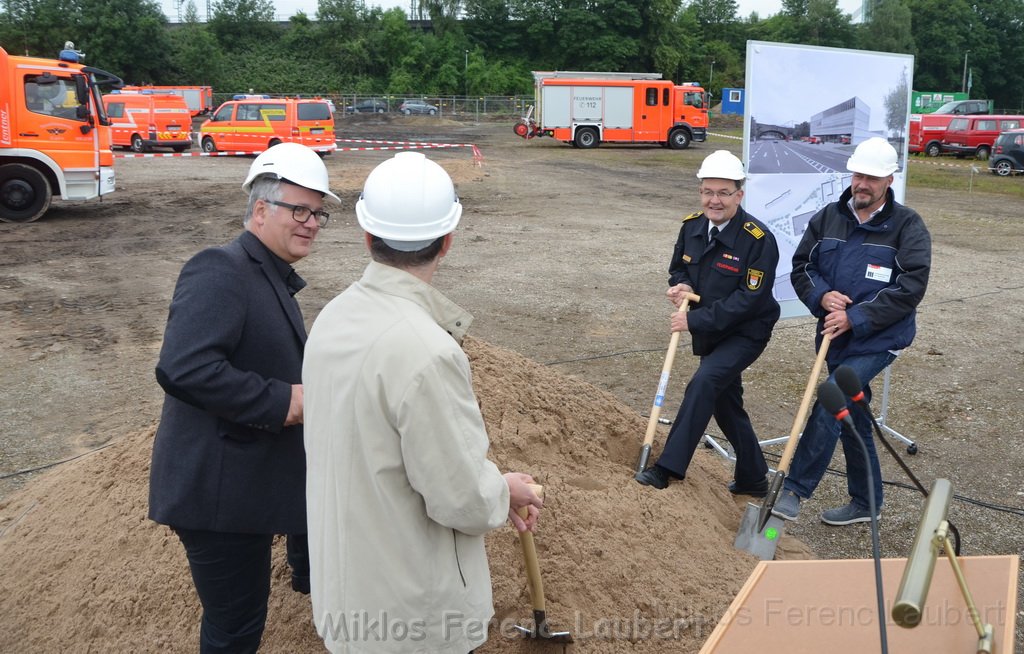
[115,140,484,165]
[114,150,255,158]
[908,158,980,170]
[333,138,481,162]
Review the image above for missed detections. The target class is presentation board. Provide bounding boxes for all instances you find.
[742,41,914,318]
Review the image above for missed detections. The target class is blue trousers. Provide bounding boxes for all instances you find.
[784,351,897,510]
[656,334,770,485]
[175,529,308,654]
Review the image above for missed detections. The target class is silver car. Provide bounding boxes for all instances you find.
[399,99,438,115]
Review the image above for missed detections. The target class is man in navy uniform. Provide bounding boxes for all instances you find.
[636,150,780,494]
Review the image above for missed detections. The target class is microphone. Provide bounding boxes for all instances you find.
[818,380,856,431]
[834,365,865,404]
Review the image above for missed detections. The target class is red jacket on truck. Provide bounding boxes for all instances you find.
[514,71,709,149]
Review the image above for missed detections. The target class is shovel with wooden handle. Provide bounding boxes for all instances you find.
[513,484,573,643]
[635,291,701,476]
[734,334,832,560]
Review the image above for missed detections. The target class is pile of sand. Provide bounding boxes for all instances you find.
[0,337,809,653]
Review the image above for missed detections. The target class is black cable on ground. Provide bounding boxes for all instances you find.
[0,442,115,480]
[543,284,1024,367]
[746,444,1024,518]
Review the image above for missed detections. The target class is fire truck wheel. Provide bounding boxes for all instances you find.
[201,137,217,153]
[130,135,150,153]
[574,127,599,149]
[269,139,283,149]
[925,142,941,157]
[668,129,691,150]
[0,164,53,223]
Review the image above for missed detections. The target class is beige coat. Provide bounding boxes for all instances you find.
[304,261,510,653]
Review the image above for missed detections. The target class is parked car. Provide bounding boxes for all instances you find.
[988,129,1024,176]
[345,98,388,114]
[199,98,335,154]
[941,115,1024,160]
[931,99,993,115]
[399,99,438,115]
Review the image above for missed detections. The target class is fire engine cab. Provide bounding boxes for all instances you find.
[514,71,709,149]
[0,46,122,222]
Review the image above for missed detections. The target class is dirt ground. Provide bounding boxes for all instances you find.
[0,116,1021,652]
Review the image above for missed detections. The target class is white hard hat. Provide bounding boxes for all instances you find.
[356,152,462,250]
[242,142,339,202]
[696,150,745,181]
[847,137,898,177]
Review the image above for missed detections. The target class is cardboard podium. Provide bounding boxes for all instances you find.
[700,556,1019,653]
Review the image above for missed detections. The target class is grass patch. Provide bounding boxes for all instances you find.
[907,157,1024,198]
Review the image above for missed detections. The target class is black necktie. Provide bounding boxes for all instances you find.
[709,225,719,245]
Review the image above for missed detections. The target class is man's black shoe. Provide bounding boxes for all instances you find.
[291,575,311,595]
[635,465,671,490]
[728,476,770,498]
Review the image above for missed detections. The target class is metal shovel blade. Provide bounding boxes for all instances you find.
[513,610,574,643]
[757,470,786,532]
[734,501,785,560]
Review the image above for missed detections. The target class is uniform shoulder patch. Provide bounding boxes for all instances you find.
[683,211,704,222]
[743,221,765,239]
[746,268,765,290]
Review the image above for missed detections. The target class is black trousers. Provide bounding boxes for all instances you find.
[174,528,308,654]
[657,333,770,484]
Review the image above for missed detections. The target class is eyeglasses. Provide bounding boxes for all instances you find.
[700,188,740,200]
[265,199,330,228]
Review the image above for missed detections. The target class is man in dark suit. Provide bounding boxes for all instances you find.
[149,142,338,653]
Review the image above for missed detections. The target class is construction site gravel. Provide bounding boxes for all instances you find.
[0,117,1021,652]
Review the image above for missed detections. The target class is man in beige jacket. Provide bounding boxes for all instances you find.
[303,152,542,654]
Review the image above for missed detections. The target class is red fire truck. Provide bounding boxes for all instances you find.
[1,46,122,223]
[514,71,709,149]
[119,85,214,116]
[908,114,958,157]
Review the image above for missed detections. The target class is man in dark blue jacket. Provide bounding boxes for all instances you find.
[773,137,931,526]
[149,143,338,653]
[636,150,780,493]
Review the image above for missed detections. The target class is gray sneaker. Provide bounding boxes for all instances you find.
[821,502,879,526]
[771,490,801,521]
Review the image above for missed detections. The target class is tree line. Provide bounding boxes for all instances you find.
[1,0,1021,111]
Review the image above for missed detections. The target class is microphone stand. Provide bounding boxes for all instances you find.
[840,419,889,654]
[819,381,888,654]
[848,401,962,556]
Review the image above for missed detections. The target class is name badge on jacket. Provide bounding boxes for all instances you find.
[865,264,892,282]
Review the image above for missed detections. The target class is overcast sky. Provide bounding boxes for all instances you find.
[161,0,864,22]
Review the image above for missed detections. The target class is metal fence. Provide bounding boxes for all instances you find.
[208,93,534,118]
